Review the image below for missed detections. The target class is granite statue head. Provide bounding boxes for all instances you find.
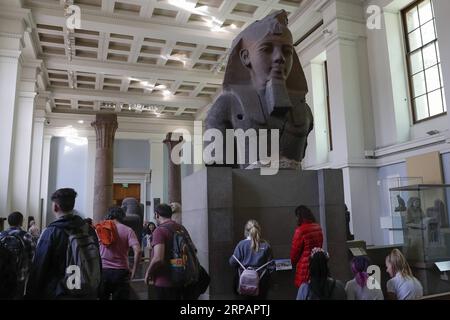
[224,10,307,116]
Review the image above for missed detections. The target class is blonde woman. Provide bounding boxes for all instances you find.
[229,220,274,299]
[385,249,423,300]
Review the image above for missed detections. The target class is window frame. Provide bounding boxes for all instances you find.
[401,0,446,123]
[324,61,333,151]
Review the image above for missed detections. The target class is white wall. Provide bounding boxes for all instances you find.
[47,137,157,224]
[47,137,88,224]
[366,0,450,147]
[114,139,150,170]
[294,0,450,245]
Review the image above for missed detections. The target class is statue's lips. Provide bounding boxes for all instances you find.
[270,68,285,78]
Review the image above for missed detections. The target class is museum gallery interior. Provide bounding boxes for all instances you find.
[1,0,450,300]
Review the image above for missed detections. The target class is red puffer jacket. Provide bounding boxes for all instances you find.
[290,222,323,288]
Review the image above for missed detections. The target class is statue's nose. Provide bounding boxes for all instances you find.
[273,47,286,64]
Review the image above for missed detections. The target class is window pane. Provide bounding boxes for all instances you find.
[418,0,433,24]
[409,28,422,52]
[414,95,429,120]
[425,65,440,91]
[410,50,423,74]
[408,29,422,52]
[422,42,437,68]
[428,89,443,116]
[436,42,440,63]
[413,71,426,97]
[406,7,420,32]
[421,20,436,45]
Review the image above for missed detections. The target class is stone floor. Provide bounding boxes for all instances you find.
[129,257,153,300]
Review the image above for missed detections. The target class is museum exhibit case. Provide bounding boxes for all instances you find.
[389,184,450,267]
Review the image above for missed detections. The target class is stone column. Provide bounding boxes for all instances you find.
[0,15,26,217]
[317,0,380,245]
[11,60,41,217]
[163,132,183,202]
[84,136,96,219]
[28,109,46,226]
[91,114,118,223]
[163,132,183,223]
[40,135,52,228]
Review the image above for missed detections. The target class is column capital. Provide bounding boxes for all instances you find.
[0,6,33,56]
[91,114,118,149]
[33,109,46,122]
[35,91,50,109]
[163,132,184,150]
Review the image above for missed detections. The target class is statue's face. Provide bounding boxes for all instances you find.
[243,33,294,90]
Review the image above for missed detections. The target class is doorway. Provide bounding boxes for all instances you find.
[113,183,140,207]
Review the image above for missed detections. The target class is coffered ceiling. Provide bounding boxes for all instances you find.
[25,0,306,119]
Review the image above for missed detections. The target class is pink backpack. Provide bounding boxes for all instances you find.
[232,255,273,296]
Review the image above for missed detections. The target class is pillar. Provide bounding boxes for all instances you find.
[40,135,52,228]
[163,132,183,204]
[0,12,26,217]
[10,60,41,217]
[28,108,46,227]
[84,136,96,219]
[317,0,380,245]
[91,114,118,222]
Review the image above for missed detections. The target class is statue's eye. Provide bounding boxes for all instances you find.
[260,44,272,53]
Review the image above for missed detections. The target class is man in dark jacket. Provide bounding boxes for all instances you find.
[0,211,35,299]
[26,188,101,299]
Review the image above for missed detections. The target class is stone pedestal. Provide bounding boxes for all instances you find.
[182,167,352,299]
[91,114,118,222]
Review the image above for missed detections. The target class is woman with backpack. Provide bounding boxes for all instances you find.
[296,248,347,300]
[229,220,274,300]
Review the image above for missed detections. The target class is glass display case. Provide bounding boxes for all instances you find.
[389,184,450,268]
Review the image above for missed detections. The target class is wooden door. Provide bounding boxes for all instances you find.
[113,183,140,207]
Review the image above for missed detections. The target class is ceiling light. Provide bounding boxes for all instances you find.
[77,120,84,124]
[230,24,237,29]
[168,0,209,15]
[163,90,172,97]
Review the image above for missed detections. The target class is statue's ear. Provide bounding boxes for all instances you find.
[239,48,251,68]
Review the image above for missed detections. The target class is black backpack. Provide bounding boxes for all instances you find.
[60,224,101,298]
[0,230,26,281]
[0,245,18,299]
[160,224,200,287]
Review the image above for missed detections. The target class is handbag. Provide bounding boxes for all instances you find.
[183,265,210,299]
